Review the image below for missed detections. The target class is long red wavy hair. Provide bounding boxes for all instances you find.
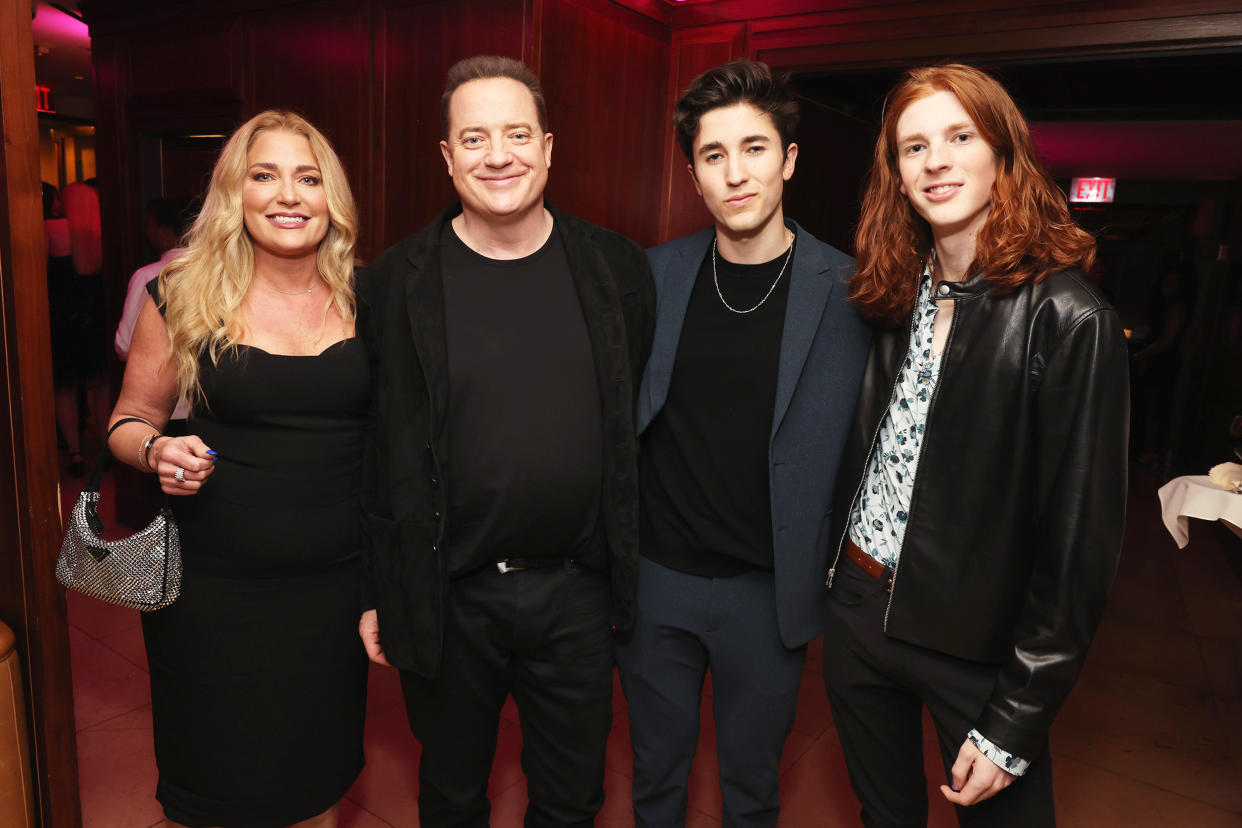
[851,64,1095,326]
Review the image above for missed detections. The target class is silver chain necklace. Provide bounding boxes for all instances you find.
[712,233,795,314]
[260,278,318,295]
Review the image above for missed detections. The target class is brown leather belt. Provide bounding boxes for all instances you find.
[843,536,895,592]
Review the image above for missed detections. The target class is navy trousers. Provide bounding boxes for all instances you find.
[616,556,807,828]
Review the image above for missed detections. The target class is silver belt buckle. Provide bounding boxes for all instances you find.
[496,560,523,574]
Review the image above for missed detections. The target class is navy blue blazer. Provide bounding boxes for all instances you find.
[637,221,870,648]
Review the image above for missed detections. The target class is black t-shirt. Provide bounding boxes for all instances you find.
[440,220,603,576]
[640,238,794,577]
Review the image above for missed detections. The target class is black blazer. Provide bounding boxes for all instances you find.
[357,202,655,677]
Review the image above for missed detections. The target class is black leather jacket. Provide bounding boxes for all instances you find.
[358,203,655,678]
[828,269,1129,759]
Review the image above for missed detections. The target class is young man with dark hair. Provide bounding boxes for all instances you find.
[359,54,654,827]
[616,59,869,826]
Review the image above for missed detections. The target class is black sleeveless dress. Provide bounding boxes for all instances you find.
[140,337,369,827]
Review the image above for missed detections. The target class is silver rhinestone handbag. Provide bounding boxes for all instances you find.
[55,418,182,611]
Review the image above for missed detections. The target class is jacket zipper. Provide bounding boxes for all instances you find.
[826,304,921,589]
[881,292,959,632]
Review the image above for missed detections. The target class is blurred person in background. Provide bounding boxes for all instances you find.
[115,196,199,422]
[53,180,110,476]
[1131,264,1195,467]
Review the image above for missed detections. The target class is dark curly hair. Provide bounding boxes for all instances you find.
[673,60,799,163]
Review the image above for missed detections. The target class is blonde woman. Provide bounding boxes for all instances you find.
[108,111,367,828]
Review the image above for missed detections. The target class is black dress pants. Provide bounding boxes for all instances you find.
[399,561,613,828]
[822,554,1056,828]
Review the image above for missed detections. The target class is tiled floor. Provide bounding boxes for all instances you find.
[66,467,1242,827]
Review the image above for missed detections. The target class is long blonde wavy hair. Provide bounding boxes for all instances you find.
[158,110,358,406]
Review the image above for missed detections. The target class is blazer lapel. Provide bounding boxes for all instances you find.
[554,207,629,439]
[637,229,712,433]
[771,229,837,439]
[403,226,450,435]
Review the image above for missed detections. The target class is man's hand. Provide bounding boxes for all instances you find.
[358,609,391,667]
[939,738,1016,806]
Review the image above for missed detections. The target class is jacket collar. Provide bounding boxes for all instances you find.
[399,205,459,438]
[403,202,463,269]
[641,219,847,440]
[939,271,989,297]
[405,201,583,268]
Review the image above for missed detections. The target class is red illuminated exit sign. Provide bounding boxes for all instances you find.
[36,85,54,113]
[1070,177,1115,203]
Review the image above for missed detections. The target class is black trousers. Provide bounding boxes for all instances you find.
[399,561,613,828]
[822,554,1056,828]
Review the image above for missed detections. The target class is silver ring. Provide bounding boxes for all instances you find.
[174,466,186,483]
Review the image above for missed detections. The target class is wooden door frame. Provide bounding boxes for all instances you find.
[0,0,83,825]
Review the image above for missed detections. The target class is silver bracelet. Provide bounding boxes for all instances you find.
[139,432,161,471]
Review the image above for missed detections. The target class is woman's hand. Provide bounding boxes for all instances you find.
[150,434,217,495]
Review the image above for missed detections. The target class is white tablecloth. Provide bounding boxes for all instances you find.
[1157,475,1242,548]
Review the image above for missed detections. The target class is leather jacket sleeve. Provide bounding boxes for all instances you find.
[973,305,1129,759]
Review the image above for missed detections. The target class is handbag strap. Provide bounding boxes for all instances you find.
[82,417,155,495]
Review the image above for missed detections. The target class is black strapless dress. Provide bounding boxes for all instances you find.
[141,338,369,827]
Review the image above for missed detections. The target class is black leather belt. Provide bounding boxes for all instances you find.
[495,557,569,574]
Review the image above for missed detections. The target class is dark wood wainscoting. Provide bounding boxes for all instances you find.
[0,0,82,824]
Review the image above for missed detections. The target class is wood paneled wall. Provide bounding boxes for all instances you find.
[246,4,375,252]
[86,0,671,288]
[377,0,527,253]
[659,23,744,242]
[539,0,670,246]
[85,0,1242,284]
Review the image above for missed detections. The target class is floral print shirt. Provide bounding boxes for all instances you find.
[847,270,1030,776]
[848,274,940,569]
